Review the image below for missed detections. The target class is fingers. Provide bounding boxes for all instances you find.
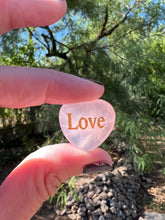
[0,144,113,220]
[0,66,104,108]
[0,0,67,34]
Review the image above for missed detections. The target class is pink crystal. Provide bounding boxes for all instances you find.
[59,99,115,151]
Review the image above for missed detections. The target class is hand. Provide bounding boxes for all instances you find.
[0,1,113,220]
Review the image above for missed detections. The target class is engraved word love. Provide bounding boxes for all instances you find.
[67,113,105,130]
[59,99,115,151]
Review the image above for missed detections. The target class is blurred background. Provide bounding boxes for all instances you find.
[0,0,165,175]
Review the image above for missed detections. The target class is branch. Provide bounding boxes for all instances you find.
[95,0,138,41]
[97,6,109,40]
[41,26,56,52]
[39,26,68,59]
[108,48,129,61]
[87,28,138,54]
[27,27,47,48]
[67,0,138,54]
[111,28,139,45]
[41,33,51,54]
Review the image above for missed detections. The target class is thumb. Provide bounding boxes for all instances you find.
[0,144,113,220]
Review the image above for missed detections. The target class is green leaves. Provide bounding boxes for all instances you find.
[49,177,79,209]
[0,0,165,174]
[136,154,153,173]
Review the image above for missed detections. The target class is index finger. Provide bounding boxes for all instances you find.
[0,66,104,108]
[0,0,67,34]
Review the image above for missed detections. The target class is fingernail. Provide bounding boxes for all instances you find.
[85,78,104,86]
[83,161,112,174]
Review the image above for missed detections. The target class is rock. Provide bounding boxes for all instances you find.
[91,214,99,220]
[132,210,138,218]
[68,213,77,220]
[93,208,103,216]
[86,202,95,211]
[98,215,105,220]
[79,186,84,193]
[83,195,89,204]
[87,191,95,198]
[55,164,145,220]
[99,192,107,200]
[94,175,102,182]
[71,204,78,213]
[96,181,104,187]
[125,217,133,220]
[104,212,112,218]
[77,205,87,216]
[98,174,107,181]
[112,166,128,177]
[77,216,87,220]
[101,204,109,213]
[106,179,111,186]
[110,199,117,208]
[117,158,124,166]
[107,190,113,198]
[66,198,76,207]
[89,184,95,191]
[145,178,152,184]
[124,209,132,217]
[141,212,165,220]
[60,208,66,216]
[88,216,94,220]
[93,196,101,206]
[122,204,127,210]
[110,206,117,214]
[117,210,125,219]
[100,200,107,206]
[94,186,102,194]
[103,185,109,192]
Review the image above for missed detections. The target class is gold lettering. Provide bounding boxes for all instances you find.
[67,113,79,130]
[97,117,105,128]
[79,117,88,129]
[67,114,105,130]
[88,117,97,128]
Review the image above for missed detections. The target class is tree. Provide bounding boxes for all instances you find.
[0,0,165,171]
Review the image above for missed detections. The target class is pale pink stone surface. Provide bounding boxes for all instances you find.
[59,99,115,151]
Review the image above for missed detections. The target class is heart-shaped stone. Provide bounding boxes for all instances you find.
[59,99,115,151]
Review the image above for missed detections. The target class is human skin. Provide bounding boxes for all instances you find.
[0,1,113,220]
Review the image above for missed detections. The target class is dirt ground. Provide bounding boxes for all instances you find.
[143,165,165,213]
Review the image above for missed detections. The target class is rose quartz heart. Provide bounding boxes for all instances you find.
[59,99,115,151]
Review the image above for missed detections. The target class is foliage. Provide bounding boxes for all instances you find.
[68,176,80,203]
[0,0,165,172]
[49,176,79,209]
[53,183,67,209]
[161,168,165,176]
